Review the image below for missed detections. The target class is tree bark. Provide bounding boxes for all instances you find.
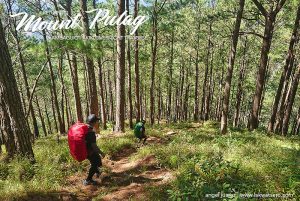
[0,18,34,160]
[42,31,65,134]
[7,0,40,138]
[107,69,114,122]
[268,4,300,133]
[292,106,300,135]
[201,22,212,120]
[194,22,201,121]
[220,0,245,134]
[63,0,83,123]
[80,0,99,131]
[204,38,214,120]
[57,54,66,132]
[115,0,126,132]
[43,97,52,135]
[126,0,134,128]
[134,0,141,123]
[50,87,58,133]
[167,28,174,122]
[249,0,286,130]
[281,64,300,135]
[92,0,107,130]
[35,95,47,136]
[234,38,247,127]
[150,0,158,125]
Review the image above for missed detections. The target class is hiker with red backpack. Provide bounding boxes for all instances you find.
[68,114,105,186]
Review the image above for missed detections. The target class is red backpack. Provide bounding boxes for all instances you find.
[68,122,89,162]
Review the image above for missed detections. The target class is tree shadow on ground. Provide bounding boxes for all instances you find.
[14,190,90,201]
[101,172,163,188]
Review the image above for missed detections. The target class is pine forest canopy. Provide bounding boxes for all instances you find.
[0,0,299,158]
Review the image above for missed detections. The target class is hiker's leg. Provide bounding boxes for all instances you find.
[87,154,99,180]
[96,154,102,174]
[143,137,147,144]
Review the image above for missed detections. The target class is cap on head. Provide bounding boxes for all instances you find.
[87,114,100,124]
[141,120,146,124]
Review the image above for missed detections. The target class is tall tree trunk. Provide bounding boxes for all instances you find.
[201,22,212,120]
[97,59,107,129]
[92,0,107,130]
[258,58,270,117]
[150,1,158,125]
[292,106,300,135]
[0,97,16,158]
[134,0,141,123]
[126,0,134,128]
[144,85,147,119]
[234,38,247,127]
[115,0,126,132]
[50,87,58,133]
[107,69,114,122]
[43,97,52,135]
[215,44,225,121]
[249,0,286,130]
[167,28,174,123]
[0,131,2,154]
[83,60,90,117]
[65,92,71,128]
[0,18,34,160]
[80,0,99,130]
[7,0,39,138]
[194,22,201,121]
[68,52,83,122]
[281,64,300,135]
[58,54,66,132]
[157,78,162,124]
[63,0,83,123]
[42,31,64,134]
[184,59,191,121]
[35,95,47,137]
[204,40,214,120]
[268,4,300,132]
[220,0,245,134]
[179,64,185,121]
[103,70,109,122]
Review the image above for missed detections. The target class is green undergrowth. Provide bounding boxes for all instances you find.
[98,132,135,155]
[135,121,300,200]
[0,129,136,200]
[0,137,83,200]
[0,121,299,200]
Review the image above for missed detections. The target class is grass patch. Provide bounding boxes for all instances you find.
[0,122,299,200]
[98,132,135,155]
[132,122,300,200]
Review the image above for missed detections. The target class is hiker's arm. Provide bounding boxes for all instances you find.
[91,143,105,157]
[142,126,146,136]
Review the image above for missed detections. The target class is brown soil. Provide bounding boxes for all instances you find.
[12,136,172,201]
[59,136,173,201]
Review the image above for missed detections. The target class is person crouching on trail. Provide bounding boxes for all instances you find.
[83,114,105,186]
[134,120,147,144]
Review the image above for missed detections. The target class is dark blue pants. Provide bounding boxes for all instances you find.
[87,153,101,180]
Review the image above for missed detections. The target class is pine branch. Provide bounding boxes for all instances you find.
[274,0,287,14]
[251,0,268,17]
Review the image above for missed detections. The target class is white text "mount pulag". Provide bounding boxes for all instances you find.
[10,9,148,35]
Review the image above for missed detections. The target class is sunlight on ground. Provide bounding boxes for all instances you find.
[0,122,299,200]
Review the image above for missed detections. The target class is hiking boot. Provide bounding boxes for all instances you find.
[83,179,98,186]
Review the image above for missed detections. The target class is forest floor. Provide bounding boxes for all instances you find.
[61,136,174,201]
[0,121,299,201]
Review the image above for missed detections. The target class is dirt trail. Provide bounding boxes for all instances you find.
[62,136,173,201]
